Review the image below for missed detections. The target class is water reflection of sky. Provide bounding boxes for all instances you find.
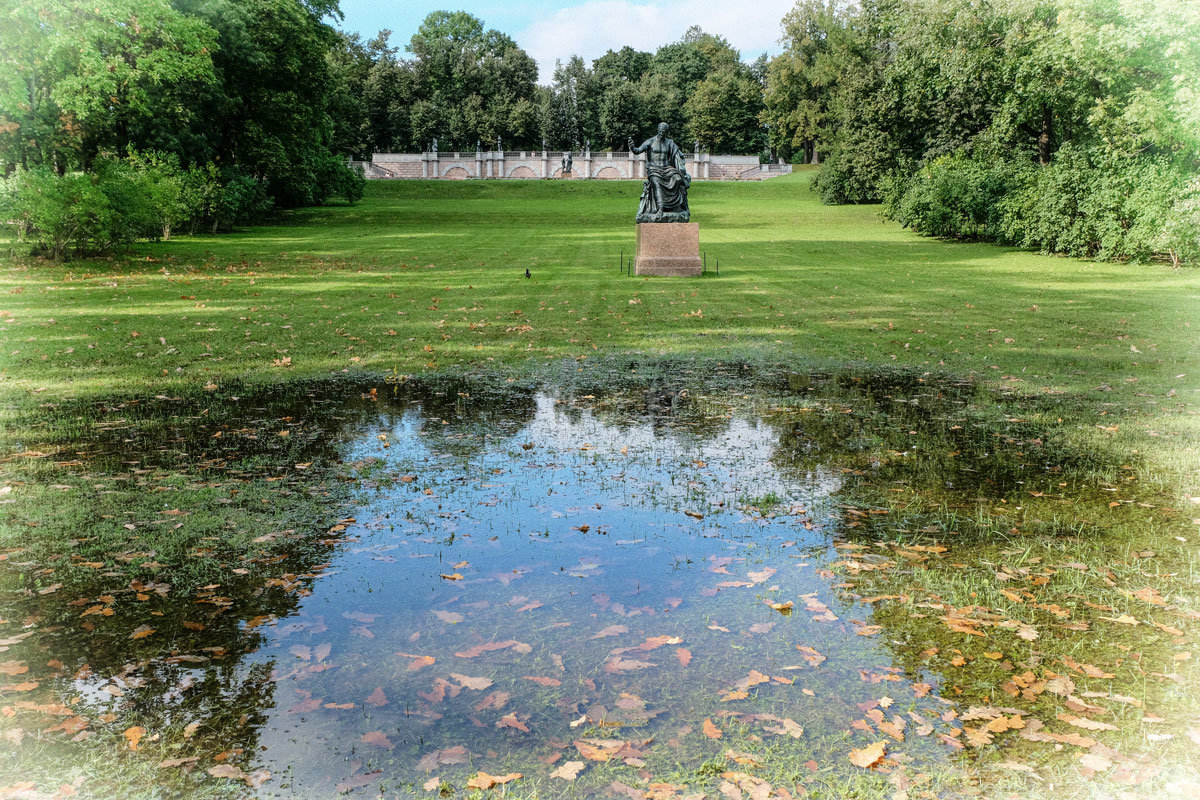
[231,393,945,795]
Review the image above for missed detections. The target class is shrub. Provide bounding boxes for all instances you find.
[211,171,273,233]
[997,144,1188,262]
[1,168,111,259]
[885,151,1033,241]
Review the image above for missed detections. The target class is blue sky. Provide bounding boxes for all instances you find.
[335,0,794,83]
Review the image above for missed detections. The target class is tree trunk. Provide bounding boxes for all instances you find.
[1038,105,1054,166]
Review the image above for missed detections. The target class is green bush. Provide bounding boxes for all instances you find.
[1,168,112,259]
[885,151,1033,241]
[997,144,1188,262]
[882,142,1197,265]
[212,171,273,233]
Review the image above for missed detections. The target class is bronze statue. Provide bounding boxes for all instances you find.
[628,122,690,223]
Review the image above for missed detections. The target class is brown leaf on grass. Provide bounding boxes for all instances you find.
[589,625,628,640]
[550,760,585,781]
[450,673,493,691]
[454,640,532,658]
[432,610,464,624]
[158,756,201,768]
[1062,656,1115,679]
[439,573,464,581]
[523,676,561,687]
[361,730,394,748]
[795,645,826,666]
[849,741,887,768]
[365,687,388,706]
[0,661,29,676]
[124,726,145,751]
[129,625,155,640]
[703,718,723,739]
[466,772,522,790]
[764,600,793,614]
[1079,753,1112,771]
[1058,713,1119,731]
[2,681,38,692]
[207,764,247,781]
[416,745,469,772]
[676,648,692,667]
[422,777,441,791]
[496,713,530,732]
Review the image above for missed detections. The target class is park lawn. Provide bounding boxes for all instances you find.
[0,169,1196,404]
[1,170,1200,799]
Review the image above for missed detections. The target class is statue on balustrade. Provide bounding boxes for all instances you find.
[628,122,690,223]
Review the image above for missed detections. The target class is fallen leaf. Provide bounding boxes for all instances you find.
[416,746,469,772]
[207,764,247,781]
[523,676,561,687]
[497,713,530,732]
[450,673,493,691]
[455,640,532,658]
[360,730,394,748]
[130,625,155,640]
[590,625,628,640]
[550,760,585,781]
[703,718,723,739]
[365,687,388,706]
[849,741,887,769]
[124,726,145,751]
[433,610,464,624]
[466,771,522,790]
[676,648,692,667]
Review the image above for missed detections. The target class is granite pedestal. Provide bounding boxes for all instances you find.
[634,222,702,277]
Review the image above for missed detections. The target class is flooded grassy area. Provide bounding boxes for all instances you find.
[1,366,1196,799]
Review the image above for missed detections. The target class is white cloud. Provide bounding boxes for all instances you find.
[516,0,795,83]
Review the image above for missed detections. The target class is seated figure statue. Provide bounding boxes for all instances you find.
[628,122,690,223]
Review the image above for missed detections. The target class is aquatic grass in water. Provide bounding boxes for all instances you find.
[0,372,1196,799]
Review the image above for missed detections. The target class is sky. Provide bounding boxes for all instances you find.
[334,0,795,83]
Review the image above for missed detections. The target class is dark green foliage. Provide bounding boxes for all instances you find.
[886,152,1033,241]
[765,0,1200,264]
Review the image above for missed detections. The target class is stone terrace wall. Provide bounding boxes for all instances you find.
[351,151,791,181]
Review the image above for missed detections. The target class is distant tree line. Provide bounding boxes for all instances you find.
[329,13,769,156]
[761,0,1199,265]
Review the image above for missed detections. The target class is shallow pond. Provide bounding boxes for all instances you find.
[1,372,1193,798]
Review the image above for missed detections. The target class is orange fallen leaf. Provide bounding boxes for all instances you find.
[124,726,145,751]
[365,687,388,706]
[130,625,155,640]
[703,718,723,739]
[523,676,561,687]
[466,771,522,790]
[455,640,532,658]
[676,647,692,667]
[1,680,37,692]
[849,740,886,769]
[496,713,530,732]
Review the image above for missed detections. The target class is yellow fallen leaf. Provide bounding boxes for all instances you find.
[124,726,145,751]
[849,740,886,769]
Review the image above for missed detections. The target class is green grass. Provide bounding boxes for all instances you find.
[3,170,1197,399]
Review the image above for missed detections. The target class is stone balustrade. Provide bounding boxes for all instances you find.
[351,150,791,181]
